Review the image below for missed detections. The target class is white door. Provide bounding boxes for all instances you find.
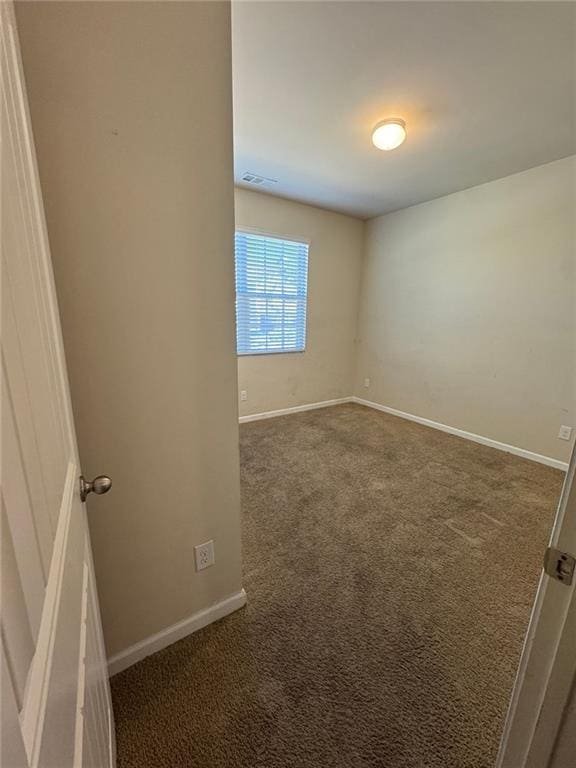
[497,441,576,768]
[1,3,115,767]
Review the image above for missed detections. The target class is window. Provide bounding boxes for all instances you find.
[234,231,309,355]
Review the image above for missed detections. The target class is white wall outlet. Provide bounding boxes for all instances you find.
[240,390,247,401]
[194,540,215,571]
[364,378,370,388]
[558,425,573,441]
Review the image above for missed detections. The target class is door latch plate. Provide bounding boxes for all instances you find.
[544,547,575,586]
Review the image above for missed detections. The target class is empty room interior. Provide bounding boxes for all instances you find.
[3,1,576,767]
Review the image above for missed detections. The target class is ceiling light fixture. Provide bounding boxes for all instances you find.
[372,118,407,151]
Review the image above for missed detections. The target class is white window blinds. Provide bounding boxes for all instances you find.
[234,231,309,355]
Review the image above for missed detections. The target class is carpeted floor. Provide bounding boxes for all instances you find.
[111,403,563,768]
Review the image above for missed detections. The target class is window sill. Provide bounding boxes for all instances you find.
[237,349,306,357]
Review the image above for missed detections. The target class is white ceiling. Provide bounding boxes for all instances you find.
[232,1,576,219]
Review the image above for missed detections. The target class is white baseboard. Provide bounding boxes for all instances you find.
[108,589,247,677]
[239,397,352,423]
[239,394,568,471]
[351,397,569,472]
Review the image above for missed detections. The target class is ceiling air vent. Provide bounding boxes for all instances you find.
[241,172,278,186]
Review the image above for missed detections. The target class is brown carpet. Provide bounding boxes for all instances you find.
[111,403,563,768]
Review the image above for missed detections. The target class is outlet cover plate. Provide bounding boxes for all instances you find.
[559,425,573,441]
[194,540,215,571]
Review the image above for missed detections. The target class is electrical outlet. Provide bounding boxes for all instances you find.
[558,425,573,441]
[194,540,215,571]
[240,390,247,401]
[364,378,370,388]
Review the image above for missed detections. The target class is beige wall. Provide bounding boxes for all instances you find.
[17,1,243,657]
[234,188,364,416]
[355,157,575,462]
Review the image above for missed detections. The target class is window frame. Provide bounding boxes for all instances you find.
[234,227,311,357]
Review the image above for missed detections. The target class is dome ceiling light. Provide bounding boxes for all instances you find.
[372,118,407,151]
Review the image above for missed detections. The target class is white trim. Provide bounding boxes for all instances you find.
[107,589,247,677]
[73,562,89,768]
[20,462,77,764]
[238,395,569,469]
[351,397,569,471]
[239,398,352,423]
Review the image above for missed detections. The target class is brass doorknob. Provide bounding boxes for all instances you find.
[80,475,112,502]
